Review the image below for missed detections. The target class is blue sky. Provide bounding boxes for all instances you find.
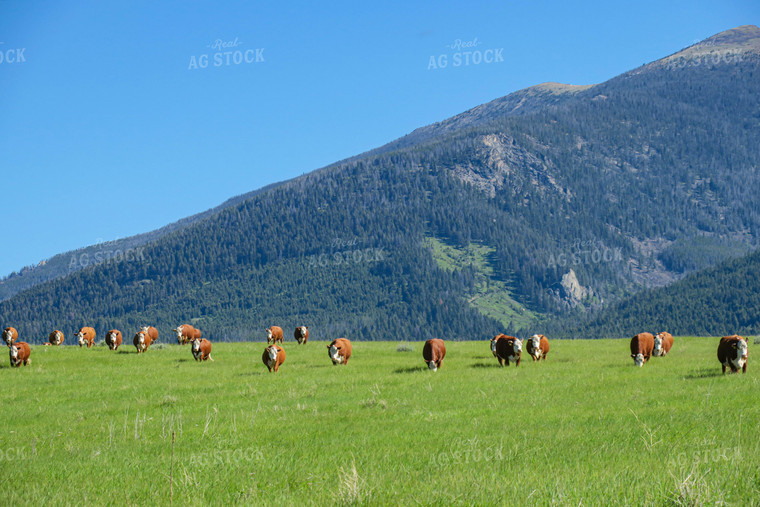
[0,0,757,277]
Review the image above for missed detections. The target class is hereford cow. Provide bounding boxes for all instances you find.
[526,334,550,361]
[76,327,96,348]
[9,341,31,367]
[630,332,655,367]
[495,336,522,366]
[105,329,123,351]
[133,330,152,354]
[191,338,213,362]
[491,334,507,358]
[141,326,159,344]
[48,330,64,346]
[262,344,285,372]
[174,324,200,345]
[717,335,748,374]
[2,327,19,346]
[422,338,446,371]
[653,332,674,357]
[294,326,309,345]
[327,338,352,365]
[266,326,284,345]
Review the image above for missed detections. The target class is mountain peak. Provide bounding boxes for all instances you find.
[654,24,760,69]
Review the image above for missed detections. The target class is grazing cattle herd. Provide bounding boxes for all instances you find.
[0,324,751,374]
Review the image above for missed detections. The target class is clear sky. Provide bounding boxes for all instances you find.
[0,0,757,277]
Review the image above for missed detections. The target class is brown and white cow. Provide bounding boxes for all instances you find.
[495,336,522,366]
[327,338,352,365]
[105,329,123,351]
[191,338,213,362]
[9,341,31,367]
[173,324,195,345]
[526,334,550,361]
[653,332,674,357]
[294,326,309,345]
[2,327,19,346]
[48,330,64,346]
[630,332,655,367]
[262,344,285,372]
[491,334,507,358]
[140,326,159,344]
[422,338,446,371]
[717,335,748,374]
[76,327,96,348]
[133,330,152,354]
[266,326,284,345]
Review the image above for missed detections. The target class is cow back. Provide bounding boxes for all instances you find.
[630,333,654,356]
[423,339,446,363]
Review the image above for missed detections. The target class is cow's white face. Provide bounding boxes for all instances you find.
[9,344,18,361]
[513,339,522,355]
[141,326,150,335]
[192,340,201,353]
[266,328,273,341]
[2,329,11,345]
[633,353,645,367]
[137,333,145,348]
[427,360,438,371]
[490,339,498,354]
[174,327,184,342]
[329,345,342,363]
[266,346,278,363]
[77,332,85,346]
[737,340,748,365]
[653,335,663,356]
[530,335,540,354]
[299,326,307,336]
[55,331,62,345]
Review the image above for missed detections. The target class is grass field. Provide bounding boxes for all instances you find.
[1,337,758,505]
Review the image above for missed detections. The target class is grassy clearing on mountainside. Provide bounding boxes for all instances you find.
[424,237,540,330]
[1,337,758,505]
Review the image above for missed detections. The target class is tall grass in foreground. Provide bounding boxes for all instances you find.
[1,337,758,505]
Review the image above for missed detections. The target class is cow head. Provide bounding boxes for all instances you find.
[328,344,343,363]
[136,333,146,349]
[174,326,183,343]
[512,338,523,355]
[490,336,499,355]
[2,328,13,345]
[9,343,19,363]
[653,334,663,356]
[192,339,201,354]
[529,335,541,355]
[426,359,438,371]
[54,331,63,345]
[298,326,307,336]
[266,345,278,362]
[631,353,645,367]
[76,331,85,347]
[736,339,748,359]
[266,328,274,341]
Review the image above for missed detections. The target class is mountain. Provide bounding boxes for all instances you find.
[0,180,287,302]
[551,246,760,338]
[2,25,760,343]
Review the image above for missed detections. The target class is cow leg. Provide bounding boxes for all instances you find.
[516,357,520,366]
[722,364,726,374]
[743,361,747,373]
